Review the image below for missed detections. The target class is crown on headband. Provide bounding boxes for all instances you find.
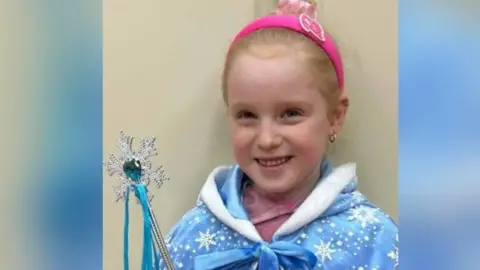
[276,0,318,19]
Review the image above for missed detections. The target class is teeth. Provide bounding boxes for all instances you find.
[257,157,289,167]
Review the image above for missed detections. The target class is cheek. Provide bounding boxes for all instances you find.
[230,125,253,158]
[290,118,330,158]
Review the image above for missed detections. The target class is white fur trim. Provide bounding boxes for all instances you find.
[199,163,356,242]
[199,166,262,242]
[274,163,357,237]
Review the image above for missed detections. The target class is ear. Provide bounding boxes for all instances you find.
[329,93,349,134]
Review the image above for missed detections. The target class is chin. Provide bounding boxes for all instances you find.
[251,177,296,196]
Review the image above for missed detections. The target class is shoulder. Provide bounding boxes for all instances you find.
[160,203,217,268]
[335,203,399,268]
[345,203,398,250]
[301,202,398,269]
[166,201,215,242]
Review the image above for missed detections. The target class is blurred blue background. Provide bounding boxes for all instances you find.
[9,1,103,270]
[399,1,480,269]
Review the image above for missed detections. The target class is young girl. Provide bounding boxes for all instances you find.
[160,0,398,268]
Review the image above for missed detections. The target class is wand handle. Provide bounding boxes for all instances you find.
[147,200,175,270]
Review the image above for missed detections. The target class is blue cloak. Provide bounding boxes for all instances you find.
[158,162,398,269]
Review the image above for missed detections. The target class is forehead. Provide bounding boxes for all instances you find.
[227,52,319,104]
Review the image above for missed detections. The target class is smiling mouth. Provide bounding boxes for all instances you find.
[255,156,293,167]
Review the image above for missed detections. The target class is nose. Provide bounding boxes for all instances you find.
[257,123,282,151]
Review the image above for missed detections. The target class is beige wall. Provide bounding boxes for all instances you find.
[103,0,397,269]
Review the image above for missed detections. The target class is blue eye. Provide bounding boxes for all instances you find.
[281,109,302,118]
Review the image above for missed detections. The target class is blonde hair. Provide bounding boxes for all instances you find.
[222,20,341,112]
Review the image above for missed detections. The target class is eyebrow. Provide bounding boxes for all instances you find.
[278,100,313,108]
[229,100,313,110]
[229,102,253,111]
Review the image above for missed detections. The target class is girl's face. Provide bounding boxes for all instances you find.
[226,49,337,199]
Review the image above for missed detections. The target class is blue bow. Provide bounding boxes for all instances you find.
[124,185,160,270]
[194,241,317,270]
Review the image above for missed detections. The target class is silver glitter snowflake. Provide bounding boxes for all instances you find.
[103,131,169,203]
[314,240,336,262]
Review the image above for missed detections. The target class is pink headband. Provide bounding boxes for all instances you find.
[230,13,344,90]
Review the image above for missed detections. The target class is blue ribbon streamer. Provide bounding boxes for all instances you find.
[194,241,317,270]
[123,184,156,270]
[152,237,160,270]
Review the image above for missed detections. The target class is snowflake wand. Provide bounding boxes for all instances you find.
[103,131,175,270]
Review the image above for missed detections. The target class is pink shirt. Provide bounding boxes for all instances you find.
[243,185,304,242]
